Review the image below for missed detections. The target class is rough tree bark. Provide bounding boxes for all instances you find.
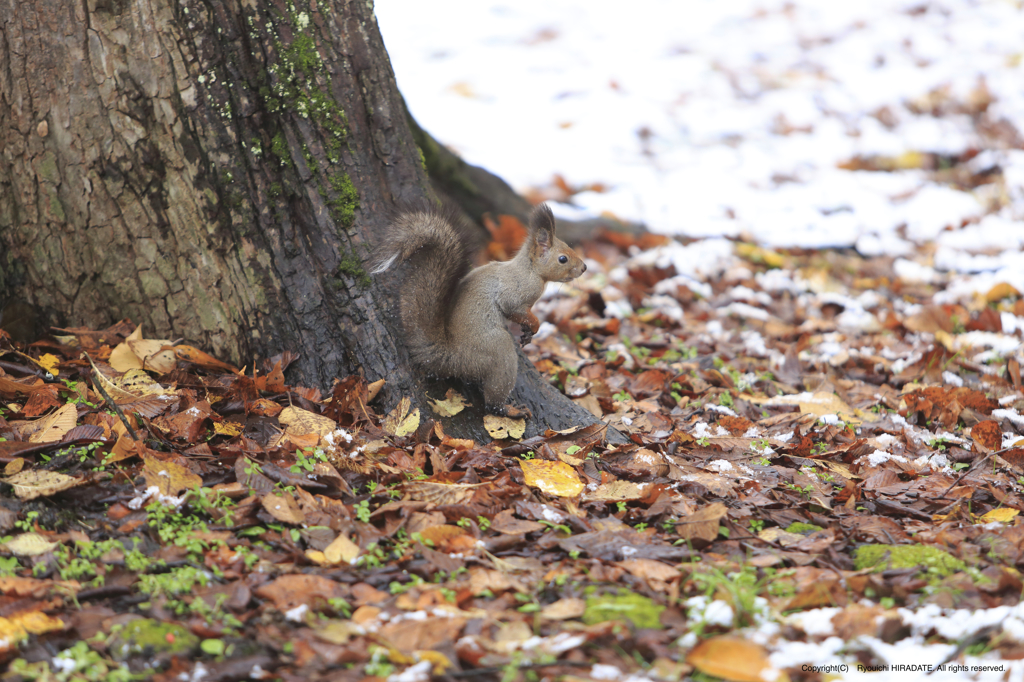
[0,0,606,439]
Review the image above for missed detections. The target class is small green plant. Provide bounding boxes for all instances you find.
[290,446,328,474]
[539,520,571,535]
[477,515,491,531]
[354,499,372,523]
[718,392,734,408]
[748,519,765,533]
[613,390,631,402]
[15,510,40,533]
[365,646,396,678]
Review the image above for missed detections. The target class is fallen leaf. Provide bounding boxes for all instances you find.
[279,406,338,442]
[2,533,59,556]
[5,470,83,500]
[675,502,727,542]
[261,491,305,525]
[483,414,525,440]
[583,479,645,502]
[541,598,586,620]
[142,455,202,497]
[383,397,420,437]
[978,508,1018,524]
[520,459,584,497]
[323,533,360,564]
[686,636,787,682]
[25,403,77,443]
[173,345,239,373]
[37,354,60,374]
[127,338,177,374]
[429,389,469,417]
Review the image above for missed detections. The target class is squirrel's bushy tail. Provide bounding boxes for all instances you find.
[369,210,470,368]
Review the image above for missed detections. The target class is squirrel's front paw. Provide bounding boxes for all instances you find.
[519,329,534,346]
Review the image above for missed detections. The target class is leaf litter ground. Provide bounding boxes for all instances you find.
[2,239,1024,682]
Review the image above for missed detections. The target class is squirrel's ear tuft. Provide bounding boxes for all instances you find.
[529,203,556,237]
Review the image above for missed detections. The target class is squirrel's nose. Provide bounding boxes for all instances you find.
[581,263,587,272]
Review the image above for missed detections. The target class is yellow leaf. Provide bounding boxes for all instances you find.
[5,470,82,500]
[142,455,202,497]
[734,243,785,268]
[415,650,453,674]
[686,636,787,682]
[978,508,1019,524]
[483,414,525,440]
[2,533,59,557]
[37,354,60,374]
[383,397,420,438]
[323,533,360,564]
[429,389,469,417]
[15,610,65,635]
[4,458,25,476]
[313,618,364,644]
[0,610,65,647]
[214,421,244,437]
[519,459,584,497]
[985,282,1020,303]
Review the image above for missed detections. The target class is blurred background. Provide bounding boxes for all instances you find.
[376,0,1024,298]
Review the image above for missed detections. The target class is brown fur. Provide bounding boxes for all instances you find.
[369,204,586,414]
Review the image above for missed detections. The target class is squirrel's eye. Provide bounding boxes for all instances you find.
[558,255,568,264]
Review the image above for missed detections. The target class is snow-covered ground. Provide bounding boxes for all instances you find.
[376,0,1024,301]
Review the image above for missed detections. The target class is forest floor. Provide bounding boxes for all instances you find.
[2,223,1024,682]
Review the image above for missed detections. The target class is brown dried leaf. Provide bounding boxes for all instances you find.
[675,502,727,542]
[261,491,305,525]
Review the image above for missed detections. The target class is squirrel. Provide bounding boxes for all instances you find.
[370,204,587,418]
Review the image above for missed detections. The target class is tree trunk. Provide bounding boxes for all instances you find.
[0,0,606,440]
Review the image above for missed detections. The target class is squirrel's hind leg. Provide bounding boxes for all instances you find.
[482,347,526,418]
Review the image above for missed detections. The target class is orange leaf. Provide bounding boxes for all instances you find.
[686,636,787,682]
